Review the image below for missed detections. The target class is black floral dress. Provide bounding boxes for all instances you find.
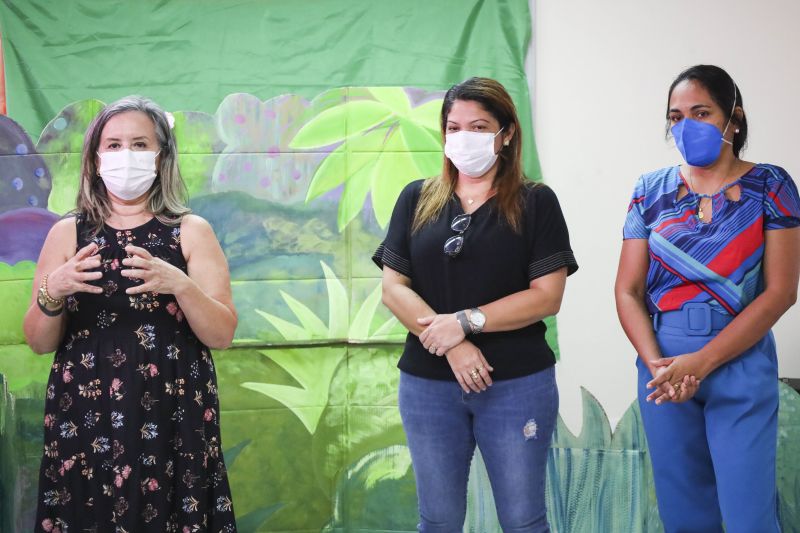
[35,215,237,533]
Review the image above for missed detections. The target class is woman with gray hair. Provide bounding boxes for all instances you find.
[23,96,238,532]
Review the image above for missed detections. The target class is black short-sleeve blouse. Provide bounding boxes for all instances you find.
[373,179,578,381]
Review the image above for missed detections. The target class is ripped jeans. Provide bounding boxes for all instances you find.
[398,367,558,533]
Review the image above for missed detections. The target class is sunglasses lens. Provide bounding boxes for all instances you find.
[443,235,463,257]
[451,214,471,233]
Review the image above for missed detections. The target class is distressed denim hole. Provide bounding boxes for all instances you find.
[523,418,538,440]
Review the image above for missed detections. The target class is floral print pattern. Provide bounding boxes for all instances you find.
[36,216,236,532]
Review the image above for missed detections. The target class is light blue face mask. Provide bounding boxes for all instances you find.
[671,84,737,167]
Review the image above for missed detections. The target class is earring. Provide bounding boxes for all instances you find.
[503,140,509,146]
[735,128,740,134]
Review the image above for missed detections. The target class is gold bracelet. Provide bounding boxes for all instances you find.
[40,274,65,306]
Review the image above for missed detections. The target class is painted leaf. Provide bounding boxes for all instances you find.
[240,382,325,434]
[305,144,348,202]
[289,100,394,149]
[397,118,442,152]
[236,503,283,533]
[223,438,251,469]
[259,348,343,392]
[370,316,402,339]
[280,291,329,337]
[254,309,308,341]
[367,87,411,116]
[349,282,383,340]
[337,159,376,231]
[321,261,349,338]
[370,148,419,228]
[552,387,612,449]
[408,98,444,131]
[348,124,403,153]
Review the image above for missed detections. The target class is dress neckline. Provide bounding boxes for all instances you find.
[676,163,757,198]
[103,216,158,233]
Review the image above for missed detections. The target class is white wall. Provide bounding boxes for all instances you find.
[527,0,800,432]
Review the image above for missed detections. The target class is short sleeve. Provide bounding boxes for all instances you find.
[371,180,421,277]
[526,184,578,281]
[623,175,650,239]
[763,167,800,230]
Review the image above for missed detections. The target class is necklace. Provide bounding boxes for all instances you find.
[687,167,728,221]
[460,188,495,209]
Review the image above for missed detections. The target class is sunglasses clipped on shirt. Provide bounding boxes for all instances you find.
[443,213,471,257]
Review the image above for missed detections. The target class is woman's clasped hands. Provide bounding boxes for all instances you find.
[417,312,494,393]
[646,352,710,405]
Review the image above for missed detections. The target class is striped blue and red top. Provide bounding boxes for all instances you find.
[623,164,800,316]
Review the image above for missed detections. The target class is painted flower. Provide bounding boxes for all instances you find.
[44,413,55,429]
[41,518,53,531]
[203,408,214,422]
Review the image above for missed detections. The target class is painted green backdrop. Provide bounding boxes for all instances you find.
[2,2,800,532]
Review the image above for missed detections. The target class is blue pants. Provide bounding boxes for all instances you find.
[398,368,558,533]
[637,303,780,533]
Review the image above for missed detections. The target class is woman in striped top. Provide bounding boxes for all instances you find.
[615,65,800,532]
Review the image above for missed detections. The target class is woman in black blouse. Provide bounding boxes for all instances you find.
[373,77,577,532]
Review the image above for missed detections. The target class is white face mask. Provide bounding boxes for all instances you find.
[444,128,504,178]
[97,149,159,201]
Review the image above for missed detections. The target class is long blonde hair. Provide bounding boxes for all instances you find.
[412,77,528,233]
[76,95,189,233]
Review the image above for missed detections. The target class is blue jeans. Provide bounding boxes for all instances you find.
[638,303,780,533]
[399,367,558,533]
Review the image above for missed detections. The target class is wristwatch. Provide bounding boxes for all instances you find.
[468,307,486,334]
[455,310,472,336]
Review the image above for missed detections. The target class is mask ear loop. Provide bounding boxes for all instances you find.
[720,82,738,146]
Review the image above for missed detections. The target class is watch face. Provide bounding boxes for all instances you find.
[470,309,486,327]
